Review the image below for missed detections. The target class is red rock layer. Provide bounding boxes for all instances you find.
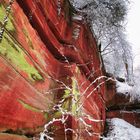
[0,0,107,139]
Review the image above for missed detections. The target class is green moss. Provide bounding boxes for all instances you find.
[22,28,34,49]
[18,100,41,112]
[62,99,70,111]
[63,89,71,98]
[58,77,81,116]
[72,77,79,100]
[75,66,80,74]
[54,111,62,118]
[0,32,43,82]
[18,101,49,119]
[71,77,80,115]
[0,4,15,32]
[61,89,71,112]
[44,113,49,119]
[0,5,4,20]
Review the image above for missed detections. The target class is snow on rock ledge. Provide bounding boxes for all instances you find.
[116,80,140,102]
[104,118,140,140]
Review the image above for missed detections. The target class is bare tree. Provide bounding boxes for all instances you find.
[70,0,134,85]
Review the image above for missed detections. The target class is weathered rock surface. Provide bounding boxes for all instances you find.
[106,79,140,132]
[0,0,107,139]
[0,133,30,140]
[107,110,140,128]
[1,0,139,139]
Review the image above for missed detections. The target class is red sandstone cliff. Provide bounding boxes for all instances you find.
[0,0,106,139]
[0,0,139,140]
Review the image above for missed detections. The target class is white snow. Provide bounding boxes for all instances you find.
[116,67,140,101]
[126,0,140,69]
[116,81,133,94]
[71,0,93,8]
[120,0,140,102]
[103,118,140,140]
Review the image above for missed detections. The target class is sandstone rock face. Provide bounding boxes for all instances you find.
[106,79,140,135]
[0,0,107,139]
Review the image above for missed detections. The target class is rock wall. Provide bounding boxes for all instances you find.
[0,0,108,139]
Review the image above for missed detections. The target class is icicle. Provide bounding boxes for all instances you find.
[72,14,83,21]
[57,0,61,16]
[72,25,81,40]
[29,12,33,21]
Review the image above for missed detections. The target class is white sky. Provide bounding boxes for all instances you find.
[126,0,140,68]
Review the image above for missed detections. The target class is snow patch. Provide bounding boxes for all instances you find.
[116,68,140,101]
[104,118,140,140]
[116,81,133,94]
